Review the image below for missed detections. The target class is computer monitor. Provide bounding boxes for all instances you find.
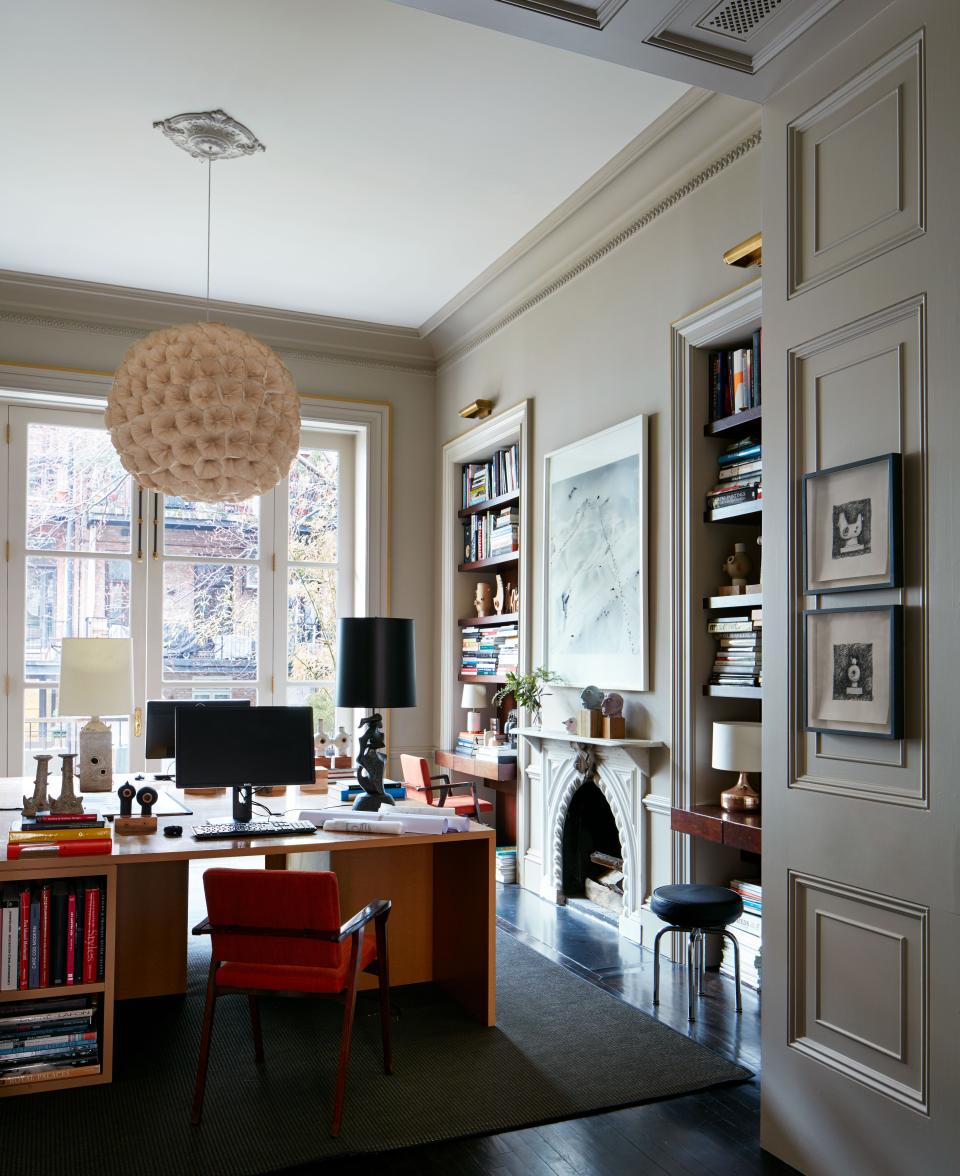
[145,699,251,763]
[175,705,315,822]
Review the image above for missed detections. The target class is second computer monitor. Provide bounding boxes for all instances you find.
[144,699,251,760]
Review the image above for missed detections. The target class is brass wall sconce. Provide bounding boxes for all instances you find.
[459,399,494,420]
[723,233,762,268]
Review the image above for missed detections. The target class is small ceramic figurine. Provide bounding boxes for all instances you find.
[723,542,753,588]
[493,575,506,616]
[562,717,578,734]
[334,725,351,757]
[22,754,52,818]
[508,586,519,614]
[600,692,624,718]
[474,581,493,618]
[579,685,604,711]
[50,752,84,815]
[314,723,328,755]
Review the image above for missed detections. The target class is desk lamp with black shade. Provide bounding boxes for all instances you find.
[335,617,416,812]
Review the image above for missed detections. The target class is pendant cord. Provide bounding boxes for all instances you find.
[205,155,212,322]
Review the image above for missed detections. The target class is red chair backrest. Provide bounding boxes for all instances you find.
[202,868,345,970]
[400,754,436,805]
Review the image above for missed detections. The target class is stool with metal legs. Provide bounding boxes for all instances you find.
[649,884,744,1021]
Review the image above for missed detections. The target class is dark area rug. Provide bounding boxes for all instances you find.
[2,931,750,1175]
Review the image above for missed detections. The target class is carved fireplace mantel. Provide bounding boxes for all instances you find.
[514,727,664,944]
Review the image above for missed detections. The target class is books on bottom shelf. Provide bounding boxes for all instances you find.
[1,877,107,993]
[0,995,100,1086]
[495,846,517,884]
[721,881,762,991]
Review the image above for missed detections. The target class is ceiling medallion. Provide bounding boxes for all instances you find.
[153,109,266,161]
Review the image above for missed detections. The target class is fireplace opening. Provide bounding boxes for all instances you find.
[560,781,624,920]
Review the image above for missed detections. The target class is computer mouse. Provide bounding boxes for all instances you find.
[134,773,144,780]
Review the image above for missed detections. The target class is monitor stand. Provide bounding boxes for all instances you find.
[233,785,254,823]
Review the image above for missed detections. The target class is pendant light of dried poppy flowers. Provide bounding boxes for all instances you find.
[107,110,300,503]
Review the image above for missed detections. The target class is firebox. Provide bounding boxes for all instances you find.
[560,781,624,914]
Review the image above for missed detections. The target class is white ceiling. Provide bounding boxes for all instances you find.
[0,0,687,328]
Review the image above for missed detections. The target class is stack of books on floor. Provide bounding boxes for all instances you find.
[706,436,762,513]
[6,809,112,861]
[460,622,519,678]
[707,331,761,421]
[461,444,520,508]
[721,878,762,992]
[707,610,762,687]
[1,876,107,992]
[462,506,520,562]
[0,995,101,1087]
[495,847,517,884]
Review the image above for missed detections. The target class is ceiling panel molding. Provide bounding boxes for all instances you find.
[495,0,630,29]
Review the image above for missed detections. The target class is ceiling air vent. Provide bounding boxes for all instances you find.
[697,0,785,42]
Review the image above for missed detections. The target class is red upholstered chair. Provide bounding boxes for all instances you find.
[400,753,493,822]
[191,868,392,1137]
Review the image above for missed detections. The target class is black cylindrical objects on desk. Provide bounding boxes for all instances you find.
[335,618,417,709]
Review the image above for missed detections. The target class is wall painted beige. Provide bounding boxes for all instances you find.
[434,96,761,914]
[0,314,437,764]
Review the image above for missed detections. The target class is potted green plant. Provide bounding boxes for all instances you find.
[492,666,563,730]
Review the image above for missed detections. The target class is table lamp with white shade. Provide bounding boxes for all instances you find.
[461,683,489,734]
[58,638,134,793]
[712,720,762,811]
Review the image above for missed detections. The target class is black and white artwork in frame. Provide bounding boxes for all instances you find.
[805,605,903,739]
[803,453,902,594]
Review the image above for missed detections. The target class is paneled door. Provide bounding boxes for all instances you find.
[761,2,959,1171]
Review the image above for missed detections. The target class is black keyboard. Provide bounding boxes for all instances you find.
[192,820,317,841]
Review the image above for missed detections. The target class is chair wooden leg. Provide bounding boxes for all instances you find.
[375,913,393,1075]
[330,933,363,1138]
[248,995,265,1064]
[191,960,219,1125]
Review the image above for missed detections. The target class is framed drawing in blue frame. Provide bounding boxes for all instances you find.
[802,452,902,595]
[804,604,903,739]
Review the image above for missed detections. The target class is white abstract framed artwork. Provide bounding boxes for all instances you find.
[543,414,648,690]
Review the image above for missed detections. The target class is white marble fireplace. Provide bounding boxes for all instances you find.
[515,728,663,944]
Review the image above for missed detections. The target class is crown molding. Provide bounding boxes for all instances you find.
[0,271,436,376]
[428,92,760,368]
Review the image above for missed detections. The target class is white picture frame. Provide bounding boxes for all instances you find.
[543,414,648,690]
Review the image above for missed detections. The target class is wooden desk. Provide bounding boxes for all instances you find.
[434,750,517,845]
[670,804,761,855]
[0,779,495,1098]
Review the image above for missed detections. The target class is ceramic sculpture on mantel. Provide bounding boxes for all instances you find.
[577,685,604,738]
[601,692,625,739]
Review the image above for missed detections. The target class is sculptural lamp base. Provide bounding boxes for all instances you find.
[78,717,114,793]
[720,771,761,811]
[353,791,395,812]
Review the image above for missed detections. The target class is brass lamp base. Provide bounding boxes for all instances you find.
[720,771,760,811]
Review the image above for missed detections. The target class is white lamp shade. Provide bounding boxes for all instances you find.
[712,720,761,773]
[58,638,134,718]
[461,684,489,709]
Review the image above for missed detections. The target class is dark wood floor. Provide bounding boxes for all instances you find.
[267,881,796,1176]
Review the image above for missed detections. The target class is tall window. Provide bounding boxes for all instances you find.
[3,404,357,773]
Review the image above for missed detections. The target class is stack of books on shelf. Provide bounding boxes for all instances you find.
[461,444,520,508]
[337,782,406,802]
[721,878,762,992]
[462,506,519,562]
[495,847,517,885]
[0,877,107,992]
[708,332,761,421]
[460,622,519,678]
[455,731,481,757]
[475,740,517,765]
[0,995,101,1087]
[708,609,762,687]
[5,809,112,861]
[706,436,762,513]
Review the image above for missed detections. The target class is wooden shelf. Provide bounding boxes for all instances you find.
[704,405,761,437]
[671,803,761,854]
[703,593,762,611]
[457,489,520,519]
[458,613,519,628]
[458,553,519,572]
[458,674,508,685]
[703,684,763,699]
[0,980,105,1004]
[704,500,762,524]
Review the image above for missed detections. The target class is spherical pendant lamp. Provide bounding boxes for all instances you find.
[107,110,300,503]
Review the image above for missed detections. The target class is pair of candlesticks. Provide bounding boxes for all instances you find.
[22,753,84,817]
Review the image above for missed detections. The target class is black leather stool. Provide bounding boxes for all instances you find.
[650,884,744,1021]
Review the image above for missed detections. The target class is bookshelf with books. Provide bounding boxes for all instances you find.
[670,280,762,952]
[0,859,115,1097]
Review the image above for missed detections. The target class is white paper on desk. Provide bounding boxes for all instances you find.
[299,808,471,834]
[324,818,403,836]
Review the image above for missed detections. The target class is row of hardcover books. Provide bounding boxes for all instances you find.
[462,507,519,563]
[708,332,761,421]
[0,995,100,1086]
[461,623,519,678]
[0,877,107,991]
[706,436,762,513]
[708,610,762,687]
[462,445,520,508]
[721,878,762,991]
